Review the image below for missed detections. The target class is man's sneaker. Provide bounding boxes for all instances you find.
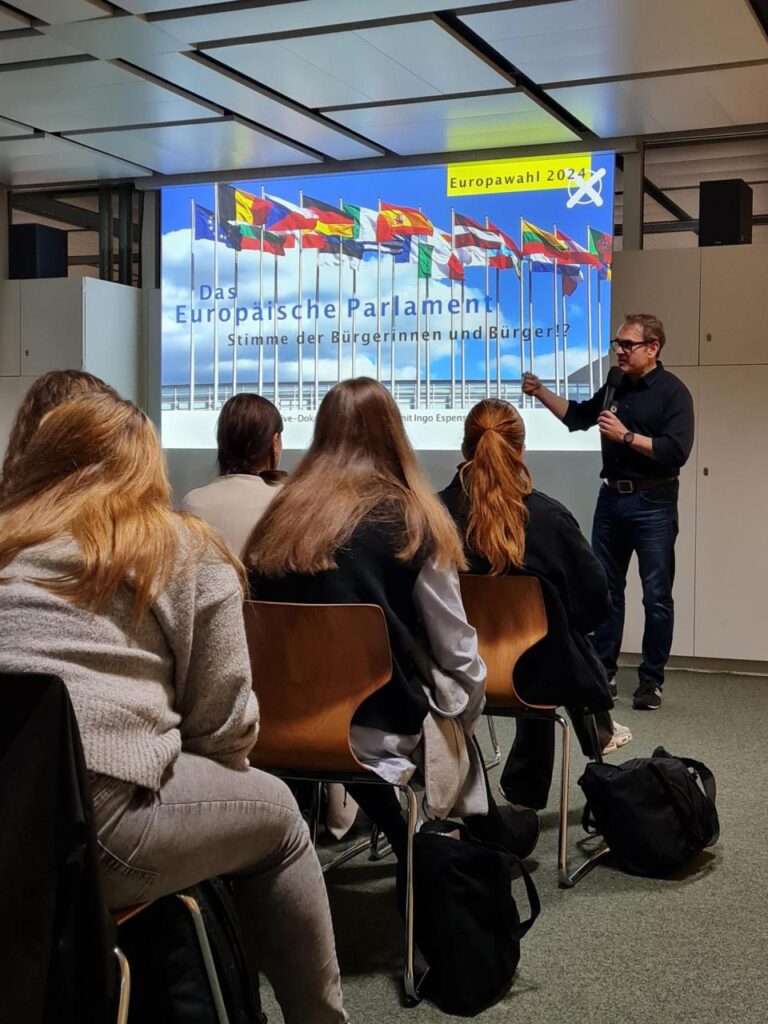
[602,721,632,755]
[608,676,618,698]
[633,681,662,710]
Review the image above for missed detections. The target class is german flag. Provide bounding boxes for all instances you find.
[218,184,271,227]
[377,202,432,242]
[302,195,355,238]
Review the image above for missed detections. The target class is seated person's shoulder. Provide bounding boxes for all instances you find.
[527,488,578,525]
[170,516,243,595]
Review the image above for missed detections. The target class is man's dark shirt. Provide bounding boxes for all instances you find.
[562,361,694,481]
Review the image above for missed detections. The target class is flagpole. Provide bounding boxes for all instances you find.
[484,216,490,399]
[390,253,396,398]
[314,247,320,408]
[519,217,526,408]
[561,278,569,401]
[337,195,343,382]
[189,199,195,410]
[351,264,357,377]
[258,187,265,397]
[415,255,421,410]
[460,277,466,408]
[597,269,603,390]
[586,259,594,396]
[232,248,238,399]
[273,248,279,405]
[450,208,456,408]
[298,190,304,410]
[213,186,220,409]
[552,224,561,398]
[527,260,534,390]
[495,265,501,398]
[425,271,431,407]
[376,197,382,383]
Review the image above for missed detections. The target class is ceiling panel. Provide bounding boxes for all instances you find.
[64,116,322,174]
[463,0,768,85]
[0,133,151,186]
[207,21,508,109]
[153,0,508,45]
[0,59,219,132]
[10,0,112,23]
[0,30,82,65]
[548,65,768,137]
[122,1,217,11]
[0,9,30,31]
[0,115,34,138]
[42,15,191,60]
[129,52,382,159]
[328,92,579,154]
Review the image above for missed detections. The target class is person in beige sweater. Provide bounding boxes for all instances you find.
[182,393,286,558]
[0,392,347,1024]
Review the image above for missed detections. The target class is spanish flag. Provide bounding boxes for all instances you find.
[377,202,432,242]
[217,184,270,227]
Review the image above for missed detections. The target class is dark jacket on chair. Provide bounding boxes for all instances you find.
[0,673,113,1024]
[439,473,613,713]
[249,519,431,735]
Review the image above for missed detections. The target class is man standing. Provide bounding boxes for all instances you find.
[522,313,694,710]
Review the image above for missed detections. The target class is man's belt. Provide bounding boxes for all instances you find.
[605,478,677,494]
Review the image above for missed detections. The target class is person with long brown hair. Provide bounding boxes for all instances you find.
[246,378,540,866]
[439,399,631,812]
[0,393,348,1024]
[182,392,286,557]
[0,369,118,500]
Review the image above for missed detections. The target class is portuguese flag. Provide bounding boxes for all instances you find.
[588,227,612,279]
[237,226,289,256]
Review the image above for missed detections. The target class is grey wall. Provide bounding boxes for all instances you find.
[166,447,603,537]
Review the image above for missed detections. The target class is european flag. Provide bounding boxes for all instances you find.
[193,202,240,249]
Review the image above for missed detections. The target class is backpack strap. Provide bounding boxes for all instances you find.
[581,801,600,836]
[676,756,717,806]
[508,858,541,941]
[647,760,719,848]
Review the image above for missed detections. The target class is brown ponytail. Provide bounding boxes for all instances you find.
[459,399,532,573]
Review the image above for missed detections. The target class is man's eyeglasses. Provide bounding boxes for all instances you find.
[610,338,653,354]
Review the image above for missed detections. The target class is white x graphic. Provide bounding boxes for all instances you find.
[566,167,606,208]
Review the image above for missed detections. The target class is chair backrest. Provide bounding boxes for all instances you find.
[459,575,551,711]
[243,601,393,774]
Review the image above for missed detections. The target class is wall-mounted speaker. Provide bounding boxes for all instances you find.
[9,223,68,278]
[699,179,753,247]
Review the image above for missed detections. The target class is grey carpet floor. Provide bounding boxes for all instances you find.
[261,668,768,1023]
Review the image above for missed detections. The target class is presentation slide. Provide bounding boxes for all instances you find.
[160,152,614,450]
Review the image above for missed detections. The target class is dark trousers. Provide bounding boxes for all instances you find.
[500,710,612,810]
[591,483,678,688]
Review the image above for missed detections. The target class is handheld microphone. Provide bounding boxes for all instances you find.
[602,366,624,413]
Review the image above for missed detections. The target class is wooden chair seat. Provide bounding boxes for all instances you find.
[112,902,153,928]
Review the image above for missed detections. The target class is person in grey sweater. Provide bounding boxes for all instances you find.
[0,391,348,1024]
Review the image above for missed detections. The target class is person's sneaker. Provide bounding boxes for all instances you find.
[633,681,663,710]
[608,676,618,698]
[602,720,632,755]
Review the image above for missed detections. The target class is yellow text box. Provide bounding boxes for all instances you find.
[447,154,594,196]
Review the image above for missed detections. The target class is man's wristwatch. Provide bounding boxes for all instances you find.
[623,431,635,445]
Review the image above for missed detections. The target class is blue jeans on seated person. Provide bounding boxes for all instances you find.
[591,482,678,689]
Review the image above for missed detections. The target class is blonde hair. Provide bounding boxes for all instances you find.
[0,393,243,622]
[460,399,532,573]
[0,370,118,500]
[246,378,466,575]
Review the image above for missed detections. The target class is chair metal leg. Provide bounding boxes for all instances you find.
[483,716,502,769]
[177,894,231,1024]
[554,713,609,887]
[399,783,421,1006]
[113,946,131,1024]
[368,824,392,861]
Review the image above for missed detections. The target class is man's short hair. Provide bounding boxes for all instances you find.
[623,313,666,350]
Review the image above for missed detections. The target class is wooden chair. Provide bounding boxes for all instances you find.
[459,574,608,887]
[243,600,421,1004]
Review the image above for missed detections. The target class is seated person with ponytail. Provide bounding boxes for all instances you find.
[439,399,630,812]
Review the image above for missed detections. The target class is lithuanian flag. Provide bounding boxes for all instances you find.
[302,195,355,238]
[521,219,568,258]
[218,184,271,227]
[377,202,432,242]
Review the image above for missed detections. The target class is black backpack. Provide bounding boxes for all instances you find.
[117,876,266,1023]
[412,823,540,1017]
[578,746,720,877]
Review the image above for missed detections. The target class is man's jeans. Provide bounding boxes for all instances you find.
[591,482,679,688]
